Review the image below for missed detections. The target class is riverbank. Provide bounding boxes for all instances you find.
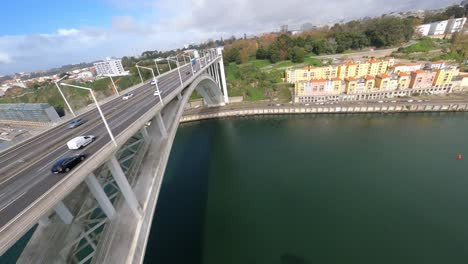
[181,100,468,123]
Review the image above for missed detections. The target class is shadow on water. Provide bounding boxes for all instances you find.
[281,253,310,264]
[143,122,215,264]
[0,225,37,263]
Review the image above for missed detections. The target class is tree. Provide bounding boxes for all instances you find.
[256,46,269,59]
[289,47,306,63]
[444,5,466,18]
[223,48,240,64]
[268,43,280,63]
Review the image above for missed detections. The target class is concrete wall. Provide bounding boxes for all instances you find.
[181,103,468,123]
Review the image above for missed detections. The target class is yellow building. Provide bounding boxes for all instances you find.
[286,66,339,83]
[367,58,389,76]
[364,75,375,91]
[345,77,357,94]
[338,59,388,79]
[397,72,411,89]
[433,67,458,87]
[330,77,343,93]
[375,74,391,90]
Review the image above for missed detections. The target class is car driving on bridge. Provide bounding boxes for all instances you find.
[68,118,86,129]
[122,93,133,100]
[51,154,86,174]
[150,79,158,85]
[67,135,95,150]
[154,90,160,96]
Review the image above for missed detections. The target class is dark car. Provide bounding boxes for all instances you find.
[68,118,86,129]
[51,154,86,174]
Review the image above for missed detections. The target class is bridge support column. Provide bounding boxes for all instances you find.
[85,173,116,220]
[54,201,73,224]
[214,63,221,89]
[217,56,229,104]
[156,112,167,138]
[107,156,142,217]
[38,215,50,227]
[140,126,149,142]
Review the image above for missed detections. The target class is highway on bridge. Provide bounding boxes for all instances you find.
[0,60,202,229]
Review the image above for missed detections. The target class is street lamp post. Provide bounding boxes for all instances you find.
[154,59,162,75]
[135,61,145,84]
[136,65,163,105]
[182,54,194,74]
[61,83,117,146]
[103,75,119,96]
[54,75,76,117]
[168,57,183,86]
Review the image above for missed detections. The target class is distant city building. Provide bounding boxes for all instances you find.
[416,18,467,36]
[0,103,60,122]
[94,58,128,76]
[301,23,315,31]
[280,25,288,33]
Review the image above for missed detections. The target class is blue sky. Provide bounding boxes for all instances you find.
[0,0,458,75]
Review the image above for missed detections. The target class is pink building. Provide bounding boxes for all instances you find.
[410,70,436,89]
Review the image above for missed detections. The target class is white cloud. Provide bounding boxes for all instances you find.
[0,52,12,64]
[0,0,458,75]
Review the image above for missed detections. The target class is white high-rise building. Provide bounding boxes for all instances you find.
[94,58,128,76]
[416,17,467,36]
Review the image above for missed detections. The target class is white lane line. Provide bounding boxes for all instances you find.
[0,191,27,212]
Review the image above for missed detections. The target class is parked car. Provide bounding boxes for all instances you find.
[122,93,133,100]
[154,90,160,96]
[51,154,86,174]
[68,118,86,129]
[378,100,384,103]
[67,135,95,150]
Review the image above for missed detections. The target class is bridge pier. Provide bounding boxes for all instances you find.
[155,112,167,138]
[107,155,142,217]
[38,215,50,227]
[53,201,73,225]
[85,173,116,220]
[217,48,229,104]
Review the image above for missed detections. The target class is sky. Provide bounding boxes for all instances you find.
[0,0,460,75]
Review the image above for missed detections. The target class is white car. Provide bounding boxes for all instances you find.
[378,100,384,103]
[122,93,133,100]
[67,135,95,150]
[407,99,414,103]
[153,90,160,96]
[150,80,158,85]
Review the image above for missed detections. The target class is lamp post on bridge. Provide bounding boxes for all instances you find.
[101,75,120,96]
[60,83,117,146]
[54,75,76,117]
[181,54,194,74]
[135,65,163,105]
[135,61,144,84]
[167,56,183,87]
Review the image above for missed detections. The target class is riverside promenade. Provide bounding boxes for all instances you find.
[181,100,468,122]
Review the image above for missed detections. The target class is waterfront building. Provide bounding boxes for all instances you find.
[410,70,436,89]
[344,77,357,94]
[433,67,458,89]
[375,73,391,90]
[426,61,445,70]
[94,58,128,76]
[0,103,60,122]
[397,72,411,89]
[391,63,422,74]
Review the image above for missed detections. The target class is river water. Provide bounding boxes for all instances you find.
[143,113,468,264]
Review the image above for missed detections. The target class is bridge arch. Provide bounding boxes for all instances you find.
[186,74,225,107]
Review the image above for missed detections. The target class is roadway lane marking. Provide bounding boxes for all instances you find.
[0,191,27,212]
